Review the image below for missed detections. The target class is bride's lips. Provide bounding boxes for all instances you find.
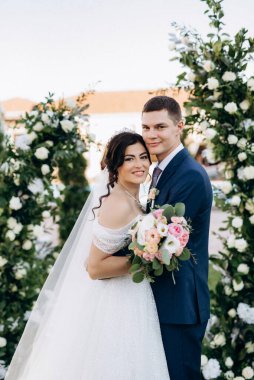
[132,171,145,177]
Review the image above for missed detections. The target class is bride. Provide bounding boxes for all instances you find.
[5,131,170,380]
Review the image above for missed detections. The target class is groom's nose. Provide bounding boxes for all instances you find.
[146,128,157,139]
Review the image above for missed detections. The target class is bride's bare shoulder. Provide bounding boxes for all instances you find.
[98,192,132,229]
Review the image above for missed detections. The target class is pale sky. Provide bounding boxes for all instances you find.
[1,0,254,102]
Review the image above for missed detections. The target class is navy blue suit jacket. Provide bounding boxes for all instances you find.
[149,148,213,325]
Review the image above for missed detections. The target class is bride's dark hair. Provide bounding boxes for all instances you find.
[93,131,151,215]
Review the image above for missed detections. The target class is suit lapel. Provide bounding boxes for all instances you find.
[156,148,189,190]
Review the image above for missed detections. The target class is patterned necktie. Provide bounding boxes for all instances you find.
[149,167,162,190]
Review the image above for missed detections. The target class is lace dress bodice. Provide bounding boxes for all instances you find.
[92,216,140,254]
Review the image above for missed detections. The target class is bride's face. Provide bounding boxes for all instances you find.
[117,142,150,185]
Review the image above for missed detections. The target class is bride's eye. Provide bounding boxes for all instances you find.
[141,155,148,160]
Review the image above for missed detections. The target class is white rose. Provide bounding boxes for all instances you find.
[14,268,27,280]
[225,169,234,179]
[201,355,208,367]
[213,102,223,109]
[7,217,17,229]
[224,285,232,295]
[45,140,54,147]
[237,138,247,149]
[205,149,216,164]
[213,332,226,346]
[186,71,196,82]
[237,167,245,180]
[225,357,234,368]
[232,279,244,291]
[204,60,215,72]
[31,224,45,238]
[34,147,49,160]
[247,78,254,91]
[207,77,219,90]
[202,358,221,380]
[224,102,238,114]
[237,303,254,324]
[228,308,236,318]
[0,256,8,267]
[228,135,238,144]
[245,199,254,214]
[13,223,23,234]
[137,214,156,245]
[41,164,50,175]
[27,131,37,143]
[22,240,33,250]
[200,121,210,130]
[234,377,245,380]
[225,370,234,380]
[249,215,254,224]
[60,120,75,133]
[245,342,254,353]
[232,216,243,228]
[242,367,254,379]
[6,230,16,241]
[204,128,217,140]
[42,210,50,218]
[0,337,7,348]
[28,178,44,195]
[9,196,22,210]
[33,122,44,132]
[238,152,247,161]
[41,113,50,124]
[243,166,254,180]
[231,195,241,206]
[240,119,254,131]
[234,238,248,252]
[227,235,235,248]
[221,181,232,195]
[222,71,236,82]
[239,100,250,111]
[237,263,249,274]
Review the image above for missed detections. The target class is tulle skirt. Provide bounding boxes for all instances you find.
[10,275,169,380]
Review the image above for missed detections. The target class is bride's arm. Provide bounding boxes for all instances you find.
[87,244,130,280]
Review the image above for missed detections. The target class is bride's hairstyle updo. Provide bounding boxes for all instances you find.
[93,131,151,214]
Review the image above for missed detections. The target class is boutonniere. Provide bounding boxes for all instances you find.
[148,187,160,209]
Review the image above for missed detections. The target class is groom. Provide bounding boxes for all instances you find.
[142,96,213,380]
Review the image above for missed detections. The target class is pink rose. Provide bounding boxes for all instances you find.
[175,246,184,257]
[144,241,158,254]
[155,251,163,261]
[179,231,189,247]
[168,223,184,238]
[171,216,185,224]
[143,252,155,262]
[153,209,164,219]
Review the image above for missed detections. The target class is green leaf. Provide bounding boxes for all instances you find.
[174,203,185,217]
[152,258,162,270]
[162,205,175,221]
[154,266,163,276]
[132,255,142,265]
[178,248,191,261]
[130,263,141,273]
[132,271,145,283]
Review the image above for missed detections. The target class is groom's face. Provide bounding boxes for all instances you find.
[142,109,183,162]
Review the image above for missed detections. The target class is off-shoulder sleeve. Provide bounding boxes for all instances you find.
[92,219,131,254]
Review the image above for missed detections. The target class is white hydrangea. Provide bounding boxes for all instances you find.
[237,303,254,324]
[247,78,254,91]
[238,152,247,161]
[60,120,75,133]
[234,238,248,252]
[242,366,254,379]
[232,217,243,229]
[204,128,217,140]
[207,77,219,90]
[231,195,241,206]
[41,164,50,175]
[222,71,236,82]
[228,135,238,144]
[34,147,49,160]
[202,358,221,380]
[233,279,244,291]
[201,355,208,366]
[28,178,44,195]
[239,100,250,111]
[225,357,234,368]
[237,138,247,149]
[237,263,249,274]
[224,102,238,114]
[9,196,22,210]
[204,60,215,72]
[228,308,237,318]
[243,166,254,180]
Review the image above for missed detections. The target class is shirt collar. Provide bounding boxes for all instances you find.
[157,143,184,171]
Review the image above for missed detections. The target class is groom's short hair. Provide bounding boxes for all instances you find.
[142,96,182,124]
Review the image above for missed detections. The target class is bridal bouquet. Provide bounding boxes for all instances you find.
[128,202,192,284]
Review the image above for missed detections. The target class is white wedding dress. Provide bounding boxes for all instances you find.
[6,217,169,380]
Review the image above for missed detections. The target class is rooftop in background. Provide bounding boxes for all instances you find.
[1,89,188,121]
